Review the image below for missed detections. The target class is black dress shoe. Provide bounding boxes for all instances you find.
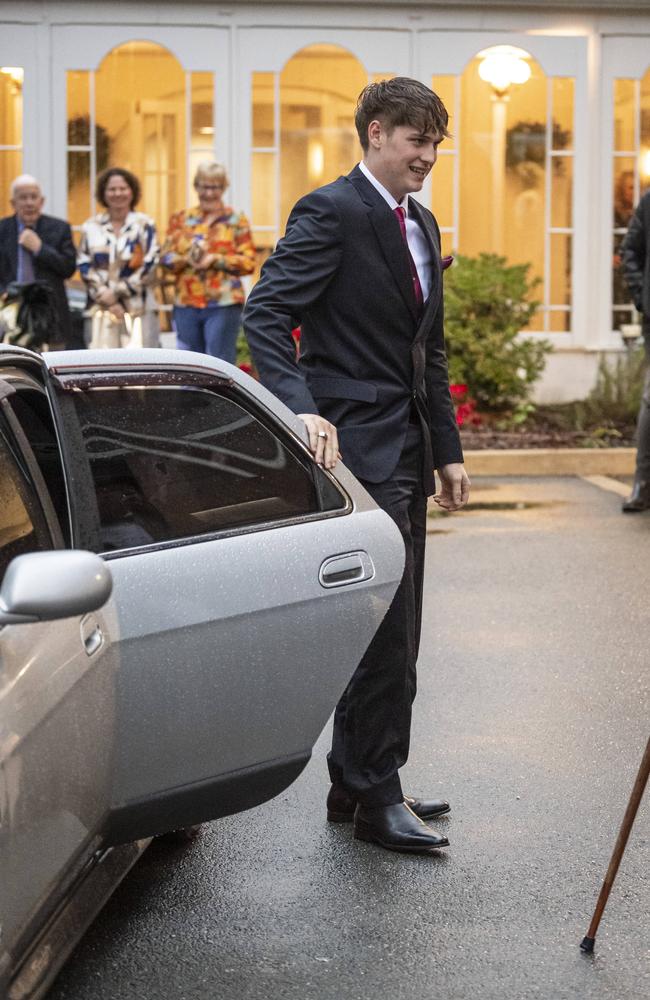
[326,784,450,823]
[622,479,650,512]
[354,802,449,854]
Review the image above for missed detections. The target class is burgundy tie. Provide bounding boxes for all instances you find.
[394,205,423,309]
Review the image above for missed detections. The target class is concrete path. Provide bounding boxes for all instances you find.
[51,477,650,1000]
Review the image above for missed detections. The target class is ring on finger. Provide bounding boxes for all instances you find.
[317,431,329,440]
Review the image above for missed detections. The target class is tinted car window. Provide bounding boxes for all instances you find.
[0,429,52,578]
[69,384,322,552]
[8,389,70,547]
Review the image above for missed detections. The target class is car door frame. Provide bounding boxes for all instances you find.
[41,350,404,846]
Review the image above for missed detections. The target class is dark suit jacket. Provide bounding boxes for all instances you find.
[622,191,650,317]
[0,213,77,345]
[243,166,462,491]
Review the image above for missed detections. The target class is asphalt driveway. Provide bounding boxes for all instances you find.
[50,476,650,1000]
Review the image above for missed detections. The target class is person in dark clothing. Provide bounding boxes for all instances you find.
[621,189,650,511]
[0,174,78,349]
[244,78,470,855]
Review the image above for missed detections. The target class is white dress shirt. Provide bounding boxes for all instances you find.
[358,160,432,300]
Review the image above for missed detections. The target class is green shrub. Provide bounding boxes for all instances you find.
[443,252,551,412]
[582,348,645,427]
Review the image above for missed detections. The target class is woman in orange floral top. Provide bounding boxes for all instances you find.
[161,161,256,363]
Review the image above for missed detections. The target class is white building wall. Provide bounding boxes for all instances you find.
[2,0,650,400]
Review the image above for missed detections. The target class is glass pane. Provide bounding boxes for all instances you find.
[67,70,90,145]
[552,77,573,150]
[613,237,633,307]
[252,152,276,228]
[523,308,544,333]
[251,229,276,283]
[614,79,636,152]
[191,71,214,149]
[69,385,319,551]
[460,48,545,296]
[440,231,454,257]
[641,68,650,193]
[67,151,91,226]
[550,233,572,306]
[0,66,23,147]
[549,310,571,332]
[613,305,634,332]
[551,155,572,229]
[0,149,22,215]
[252,71,275,148]
[95,41,186,231]
[0,438,46,577]
[431,75,456,149]
[280,44,367,229]
[613,157,636,228]
[431,153,454,229]
[613,157,636,309]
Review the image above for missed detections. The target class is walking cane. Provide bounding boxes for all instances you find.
[580,735,650,953]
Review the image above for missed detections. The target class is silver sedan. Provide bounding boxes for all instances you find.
[0,345,404,999]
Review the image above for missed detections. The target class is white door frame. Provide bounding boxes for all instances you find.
[416,30,589,350]
[600,36,650,349]
[235,26,412,226]
[49,24,229,218]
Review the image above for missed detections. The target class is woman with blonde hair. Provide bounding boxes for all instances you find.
[161,161,255,362]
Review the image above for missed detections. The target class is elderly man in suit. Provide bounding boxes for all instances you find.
[244,77,470,855]
[0,174,77,349]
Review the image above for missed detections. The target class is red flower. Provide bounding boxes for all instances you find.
[239,362,253,375]
[449,384,481,427]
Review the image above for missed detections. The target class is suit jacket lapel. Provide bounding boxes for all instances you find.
[347,167,420,323]
[408,196,442,341]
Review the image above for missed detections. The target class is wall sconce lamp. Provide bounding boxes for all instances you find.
[477,45,531,99]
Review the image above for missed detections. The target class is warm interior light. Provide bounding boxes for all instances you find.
[0,67,23,85]
[198,126,214,136]
[308,139,324,181]
[641,149,650,179]
[478,46,531,97]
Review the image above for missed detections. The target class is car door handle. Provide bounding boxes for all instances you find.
[80,615,104,656]
[83,627,104,656]
[319,551,374,588]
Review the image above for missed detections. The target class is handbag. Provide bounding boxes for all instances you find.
[0,280,57,351]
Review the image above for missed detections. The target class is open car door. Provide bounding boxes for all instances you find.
[45,350,405,844]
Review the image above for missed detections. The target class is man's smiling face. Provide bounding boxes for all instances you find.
[365,121,442,202]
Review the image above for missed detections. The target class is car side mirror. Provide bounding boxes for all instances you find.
[0,550,113,625]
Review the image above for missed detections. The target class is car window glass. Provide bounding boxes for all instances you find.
[7,390,71,547]
[68,385,325,552]
[0,429,52,578]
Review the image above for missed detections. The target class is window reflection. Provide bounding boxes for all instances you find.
[66,45,215,234]
[0,66,23,214]
[279,44,367,229]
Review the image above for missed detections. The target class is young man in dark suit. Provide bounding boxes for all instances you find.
[244,78,470,854]
[0,174,77,349]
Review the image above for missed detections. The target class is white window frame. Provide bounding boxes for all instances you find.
[416,30,588,350]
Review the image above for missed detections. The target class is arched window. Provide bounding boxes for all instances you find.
[66,42,214,233]
[250,45,377,269]
[432,48,574,333]
[0,66,23,214]
[611,69,650,332]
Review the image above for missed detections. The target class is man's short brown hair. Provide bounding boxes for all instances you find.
[355,77,450,152]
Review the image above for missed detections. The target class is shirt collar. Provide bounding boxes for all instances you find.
[358,161,408,213]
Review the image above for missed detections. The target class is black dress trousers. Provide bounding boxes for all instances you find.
[327,421,428,807]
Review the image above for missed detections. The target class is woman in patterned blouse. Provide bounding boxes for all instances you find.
[78,167,160,349]
[161,160,256,363]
